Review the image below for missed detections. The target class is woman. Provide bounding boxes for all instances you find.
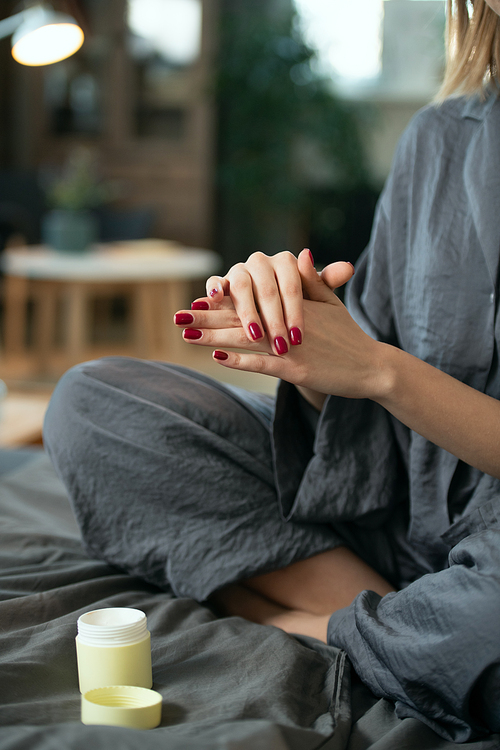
[44,0,500,742]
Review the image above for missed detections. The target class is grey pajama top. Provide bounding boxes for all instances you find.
[43,92,500,748]
[272,93,500,742]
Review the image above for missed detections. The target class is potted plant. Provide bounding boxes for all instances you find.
[42,148,110,252]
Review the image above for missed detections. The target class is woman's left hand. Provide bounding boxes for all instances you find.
[174,254,386,402]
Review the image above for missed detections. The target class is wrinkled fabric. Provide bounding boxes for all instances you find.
[273,93,500,742]
[0,452,350,750]
[44,93,500,746]
[43,359,344,602]
[4,451,499,750]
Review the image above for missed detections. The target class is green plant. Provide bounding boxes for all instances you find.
[215,0,370,265]
[48,148,113,211]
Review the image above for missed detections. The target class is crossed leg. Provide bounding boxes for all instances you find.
[212,546,395,642]
[44,357,395,643]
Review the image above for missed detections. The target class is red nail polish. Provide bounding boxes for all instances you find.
[274,336,288,355]
[307,249,315,267]
[249,322,263,340]
[213,350,228,360]
[347,262,355,275]
[191,300,209,310]
[175,312,194,325]
[209,288,219,298]
[290,327,302,345]
[183,328,202,340]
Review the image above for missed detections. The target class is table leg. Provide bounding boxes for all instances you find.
[132,283,157,359]
[158,280,189,361]
[64,282,89,366]
[33,280,58,373]
[3,275,29,357]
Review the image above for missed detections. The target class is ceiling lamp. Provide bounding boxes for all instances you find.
[0,3,84,66]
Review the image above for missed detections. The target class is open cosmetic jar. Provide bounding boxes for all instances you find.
[76,607,153,695]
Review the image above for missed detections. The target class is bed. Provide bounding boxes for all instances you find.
[0,448,498,750]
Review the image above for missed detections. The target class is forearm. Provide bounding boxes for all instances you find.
[374,343,500,479]
[189,256,500,477]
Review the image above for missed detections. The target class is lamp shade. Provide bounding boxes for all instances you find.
[11,6,84,66]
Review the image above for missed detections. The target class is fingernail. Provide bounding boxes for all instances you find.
[213,350,228,361]
[347,262,355,275]
[209,287,219,298]
[307,249,314,267]
[183,328,202,340]
[274,336,288,355]
[191,300,209,310]
[249,322,263,340]
[175,312,194,325]
[290,327,302,346]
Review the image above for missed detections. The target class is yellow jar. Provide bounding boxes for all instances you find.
[76,607,152,694]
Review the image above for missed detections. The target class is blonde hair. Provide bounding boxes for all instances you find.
[438,0,500,98]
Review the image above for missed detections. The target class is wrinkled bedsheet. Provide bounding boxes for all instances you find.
[0,451,497,750]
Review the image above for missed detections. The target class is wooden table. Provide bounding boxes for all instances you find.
[2,240,221,373]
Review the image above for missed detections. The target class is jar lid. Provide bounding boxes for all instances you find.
[81,686,162,730]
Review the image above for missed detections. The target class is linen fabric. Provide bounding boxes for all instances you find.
[273,93,500,742]
[0,451,351,750]
[44,93,500,745]
[43,359,345,601]
[4,450,499,750]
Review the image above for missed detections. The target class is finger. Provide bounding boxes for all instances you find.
[173,308,242,329]
[182,325,273,352]
[212,349,288,378]
[188,295,235,312]
[245,253,291,355]
[225,263,266,344]
[320,260,355,291]
[272,252,304,346]
[191,298,210,311]
[205,275,230,301]
[297,249,339,304]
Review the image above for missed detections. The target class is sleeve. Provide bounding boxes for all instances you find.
[327,529,500,742]
[272,185,408,524]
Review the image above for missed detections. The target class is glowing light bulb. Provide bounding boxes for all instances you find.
[12,22,84,66]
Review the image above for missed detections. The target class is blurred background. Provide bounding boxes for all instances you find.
[0,0,445,445]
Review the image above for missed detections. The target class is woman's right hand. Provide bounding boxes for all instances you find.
[179,251,382,406]
[205,249,354,355]
[179,249,500,482]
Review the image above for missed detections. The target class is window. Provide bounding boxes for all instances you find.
[295,0,446,99]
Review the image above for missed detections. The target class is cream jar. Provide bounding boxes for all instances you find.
[76,607,152,694]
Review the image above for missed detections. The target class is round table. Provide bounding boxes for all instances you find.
[2,240,221,373]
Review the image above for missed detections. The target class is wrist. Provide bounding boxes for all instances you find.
[366,342,401,404]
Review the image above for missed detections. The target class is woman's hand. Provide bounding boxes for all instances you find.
[208,278,384,401]
[177,251,500,480]
[204,249,305,355]
[174,250,386,403]
[202,249,353,355]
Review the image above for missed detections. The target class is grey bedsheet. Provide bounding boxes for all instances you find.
[0,451,497,750]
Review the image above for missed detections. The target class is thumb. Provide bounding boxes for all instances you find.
[320,261,355,291]
[297,248,336,302]
[297,249,352,303]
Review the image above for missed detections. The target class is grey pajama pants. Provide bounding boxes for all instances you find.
[43,357,343,600]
